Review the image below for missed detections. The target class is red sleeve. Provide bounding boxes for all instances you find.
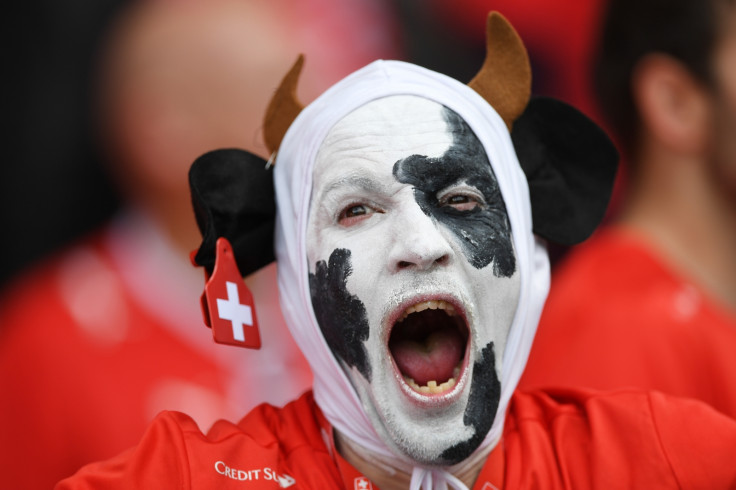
[505,389,736,488]
[55,411,193,489]
[55,394,343,490]
[649,392,736,489]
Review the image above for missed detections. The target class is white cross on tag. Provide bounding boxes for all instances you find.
[216,281,253,342]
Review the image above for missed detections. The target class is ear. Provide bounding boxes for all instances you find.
[512,97,619,245]
[189,149,276,276]
[633,53,710,154]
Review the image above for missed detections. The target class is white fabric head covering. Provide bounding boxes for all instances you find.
[273,60,550,487]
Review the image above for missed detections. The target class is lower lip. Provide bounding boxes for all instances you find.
[392,349,470,407]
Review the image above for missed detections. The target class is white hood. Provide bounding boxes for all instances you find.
[273,59,550,484]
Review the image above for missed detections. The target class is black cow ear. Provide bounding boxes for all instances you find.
[189,149,275,276]
[511,97,619,245]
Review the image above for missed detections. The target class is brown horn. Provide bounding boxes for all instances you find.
[263,55,305,156]
[468,12,531,131]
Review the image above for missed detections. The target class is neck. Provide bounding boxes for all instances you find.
[334,431,491,490]
[620,145,736,312]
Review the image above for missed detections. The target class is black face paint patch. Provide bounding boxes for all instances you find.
[439,341,500,464]
[393,107,516,277]
[309,248,371,380]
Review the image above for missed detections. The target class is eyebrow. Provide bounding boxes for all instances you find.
[320,172,393,197]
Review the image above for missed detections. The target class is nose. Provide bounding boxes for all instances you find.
[387,200,453,273]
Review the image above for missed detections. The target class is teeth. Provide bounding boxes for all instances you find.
[397,300,457,323]
[403,374,459,394]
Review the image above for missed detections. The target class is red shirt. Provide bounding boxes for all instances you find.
[57,389,736,489]
[520,227,736,417]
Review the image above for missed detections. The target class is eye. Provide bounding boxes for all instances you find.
[439,192,483,212]
[338,203,379,227]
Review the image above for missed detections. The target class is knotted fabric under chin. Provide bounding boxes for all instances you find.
[273,60,550,488]
[410,469,468,490]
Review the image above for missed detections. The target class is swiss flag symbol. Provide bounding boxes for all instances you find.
[354,477,373,490]
[201,237,261,349]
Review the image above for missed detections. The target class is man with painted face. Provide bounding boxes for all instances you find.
[306,94,520,471]
[58,13,736,490]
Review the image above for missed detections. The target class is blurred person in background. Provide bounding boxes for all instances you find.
[0,0,399,488]
[520,0,736,417]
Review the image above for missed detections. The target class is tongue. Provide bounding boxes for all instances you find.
[390,328,464,386]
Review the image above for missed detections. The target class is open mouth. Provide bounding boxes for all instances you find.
[388,299,469,395]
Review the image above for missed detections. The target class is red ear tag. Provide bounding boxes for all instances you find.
[202,237,261,349]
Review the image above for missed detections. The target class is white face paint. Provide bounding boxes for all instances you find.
[306,95,521,465]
